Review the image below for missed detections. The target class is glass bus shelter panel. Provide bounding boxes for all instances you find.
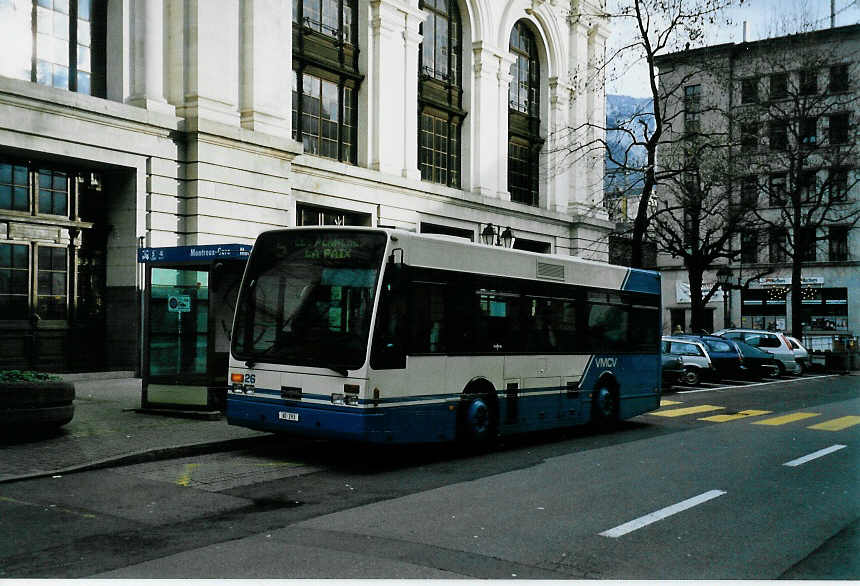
[149,268,209,378]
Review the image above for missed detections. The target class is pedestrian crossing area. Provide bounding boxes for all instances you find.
[649,400,860,431]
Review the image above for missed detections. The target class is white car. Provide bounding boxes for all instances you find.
[785,336,809,374]
[712,328,802,375]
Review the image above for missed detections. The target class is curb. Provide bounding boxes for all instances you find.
[0,434,273,485]
[54,371,137,382]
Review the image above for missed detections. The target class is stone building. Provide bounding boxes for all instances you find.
[653,24,859,345]
[0,0,612,372]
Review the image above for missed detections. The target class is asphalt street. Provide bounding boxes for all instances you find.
[0,373,857,579]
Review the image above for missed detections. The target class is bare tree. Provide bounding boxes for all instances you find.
[568,0,744,268]
[733,27,860,336]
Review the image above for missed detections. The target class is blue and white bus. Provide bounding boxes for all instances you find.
[226,227,661,444]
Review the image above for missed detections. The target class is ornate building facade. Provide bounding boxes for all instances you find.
[0,0,611,372]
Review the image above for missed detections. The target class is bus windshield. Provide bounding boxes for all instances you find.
[231,230,388,371]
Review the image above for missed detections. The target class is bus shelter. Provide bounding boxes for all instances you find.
[137,244,251,412]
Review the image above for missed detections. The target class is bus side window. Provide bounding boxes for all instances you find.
[409,283,446,354]
[370,277,407,369]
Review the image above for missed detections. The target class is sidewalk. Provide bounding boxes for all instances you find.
[0,374,268,484]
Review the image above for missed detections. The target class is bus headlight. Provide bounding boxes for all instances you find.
[331,393,345,405]
[344,384,359,406]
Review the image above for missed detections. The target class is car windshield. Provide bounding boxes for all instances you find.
[231,230,388,370]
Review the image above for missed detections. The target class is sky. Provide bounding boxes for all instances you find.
[607,0,860,97]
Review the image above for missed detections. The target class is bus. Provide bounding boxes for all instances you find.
[226,227,661,444]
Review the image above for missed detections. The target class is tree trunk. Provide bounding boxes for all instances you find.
[688,267,705,333]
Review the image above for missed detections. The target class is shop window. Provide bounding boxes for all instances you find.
[296,203,370,226]
[0,0,104,96]
[0,243,30,319]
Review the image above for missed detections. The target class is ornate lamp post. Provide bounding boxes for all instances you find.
[716,266,734,328]
[480,224,515,248]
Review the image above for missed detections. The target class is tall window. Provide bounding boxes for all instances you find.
[829,64,849,93]
[828,226,848,261]
[741,231,758,264]
[741,78,758,103]
[828,113,849,145]
[508,21,542,207]
[799,226,817,261]
[418,0,463,188]
[0,162,29,212]
[684,85,701,135]
[769,120,788,150]
[769,229,787,263]
[770,72,788,99]
[829,168,848,202]
[740,175,758,207]
[740,122,758,152]
[799,68,817,95]
[37,246,67,319]
[0,243,29,319]
[0,0,104,96]
[769,173,787,207]
[292,0,359,164]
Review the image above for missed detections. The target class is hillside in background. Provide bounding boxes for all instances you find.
[605,94,654,195]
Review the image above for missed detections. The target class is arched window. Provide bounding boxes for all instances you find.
[418,0,464,188]
[292,0,360,164]
[508,21,542,207]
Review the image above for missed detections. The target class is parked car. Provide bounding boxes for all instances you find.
[712,328,801,375]
[732,341,781,379]
[785,336,809,374]
[673,334,744,380]
[662,337,716,386]
[661,351,686,392]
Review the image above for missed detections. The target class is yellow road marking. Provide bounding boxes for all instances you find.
[660,399,683,406]
[651,405,724,417]
[699,410,773,422]
[808,416,860,431]
[176,463,199,486]
[0,495,96,519]
[752,412,820,426]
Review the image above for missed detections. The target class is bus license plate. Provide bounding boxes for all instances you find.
[278,411,299,422]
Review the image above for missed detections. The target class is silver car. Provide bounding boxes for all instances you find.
[662,337,716,386]
[785,336,810,374]
[712,328,801,375]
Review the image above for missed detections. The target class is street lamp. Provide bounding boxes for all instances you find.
[716,266,734,328]
[480,224,515,248]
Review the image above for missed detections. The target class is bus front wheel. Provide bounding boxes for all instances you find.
[459,395,496,447]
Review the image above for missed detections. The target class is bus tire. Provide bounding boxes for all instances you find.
[458,393,497,448]
[591,380,618,430]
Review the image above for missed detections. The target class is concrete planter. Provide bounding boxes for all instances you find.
[0,380,76,430]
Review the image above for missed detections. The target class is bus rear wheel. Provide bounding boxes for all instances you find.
[591,383,618,430]
[458,394,496,448]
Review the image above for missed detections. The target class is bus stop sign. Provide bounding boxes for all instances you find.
[168,295,191,313]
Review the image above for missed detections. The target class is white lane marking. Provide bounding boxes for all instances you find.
[677,374,836,394]
[783,444,847,467]
[599,490,726,538]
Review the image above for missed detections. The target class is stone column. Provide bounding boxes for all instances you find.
[366,0,423,178]
[496,52,515,201]
[566,18,590,215]
[547,77,572,212]
[178,0,241,126]
[586,21,610,210]
[126,0,174,115]
[239,0,291,137]
[469,43,509,198]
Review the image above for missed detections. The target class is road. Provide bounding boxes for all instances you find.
[0,374,857,579]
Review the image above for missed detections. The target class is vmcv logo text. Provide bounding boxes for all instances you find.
[594,357,618,368]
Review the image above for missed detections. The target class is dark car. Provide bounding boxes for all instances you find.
[661,352,685,392]
[733,340,781,379]
[673,334,743,380]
